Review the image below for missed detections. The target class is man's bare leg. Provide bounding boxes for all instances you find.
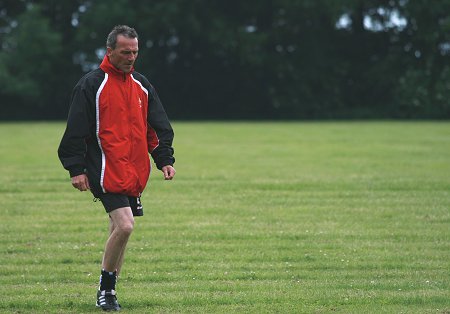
[102,207,134,272]
[96,207,133,310]
[106,219,128,277]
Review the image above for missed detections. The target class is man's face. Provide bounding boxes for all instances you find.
[107,34,139,73]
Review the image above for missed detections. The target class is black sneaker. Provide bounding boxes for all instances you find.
[96,290,121,311]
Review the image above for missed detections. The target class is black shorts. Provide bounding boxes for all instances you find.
[95,193,144,216]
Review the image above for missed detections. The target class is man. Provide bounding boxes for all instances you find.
[58,25,175,311]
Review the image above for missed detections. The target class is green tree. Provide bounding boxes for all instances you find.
[0,0,448,120]
[393,0,450,118]
[0,4,62,119]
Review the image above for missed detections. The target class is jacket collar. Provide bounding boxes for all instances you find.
[99,55,134,79]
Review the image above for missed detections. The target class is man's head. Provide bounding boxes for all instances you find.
[106,25,139,73]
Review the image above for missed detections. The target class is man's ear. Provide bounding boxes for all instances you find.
[106,47,113,56]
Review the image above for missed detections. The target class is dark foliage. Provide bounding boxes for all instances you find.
[0,0,448,120]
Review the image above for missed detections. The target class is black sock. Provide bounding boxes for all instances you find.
[99,269,117,291]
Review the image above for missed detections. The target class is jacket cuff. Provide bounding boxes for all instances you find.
[156,158,174,170]
[68,165,85,177]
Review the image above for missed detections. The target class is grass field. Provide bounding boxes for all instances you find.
[0,121,449,313]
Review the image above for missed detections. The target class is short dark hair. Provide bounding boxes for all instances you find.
[106,25,138,49]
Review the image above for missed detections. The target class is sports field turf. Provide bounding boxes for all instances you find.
[0,121,449,313]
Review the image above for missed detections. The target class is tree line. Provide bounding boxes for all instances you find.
[0,0,449,120]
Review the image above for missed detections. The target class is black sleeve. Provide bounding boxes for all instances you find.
[57,80,95,177]
[148,85,175,169]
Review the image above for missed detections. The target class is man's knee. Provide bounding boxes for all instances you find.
[110,207,135,236]
[119,219,134,235]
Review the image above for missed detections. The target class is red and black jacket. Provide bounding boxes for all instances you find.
[58,56,175,197]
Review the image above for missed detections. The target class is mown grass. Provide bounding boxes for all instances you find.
[0,121,449,313]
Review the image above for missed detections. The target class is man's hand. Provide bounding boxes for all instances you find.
[71,174,90,191]
[162,165,176,180]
